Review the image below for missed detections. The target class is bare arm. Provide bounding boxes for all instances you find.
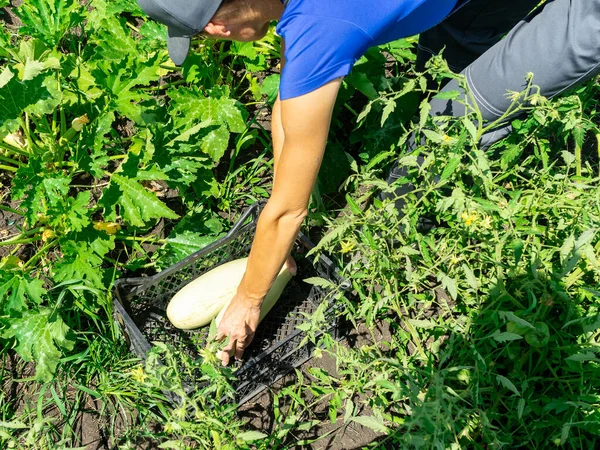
[217,78,342,364]
[272,39,286,177]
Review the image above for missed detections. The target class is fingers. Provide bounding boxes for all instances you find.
[216,332,255,366]
[234,333,254,361]
[215,331,226,342]
[220,336,236,366]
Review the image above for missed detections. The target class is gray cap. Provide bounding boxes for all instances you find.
[138,0,224,65]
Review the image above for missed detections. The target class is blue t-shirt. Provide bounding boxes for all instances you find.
[276,0,459,100]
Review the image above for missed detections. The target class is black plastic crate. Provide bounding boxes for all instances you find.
[112,202,349,405]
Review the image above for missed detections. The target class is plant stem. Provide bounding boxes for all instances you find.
[21,239,58,270]
[0,204,23,215]
[0,141,29,157]
[0,227,45,244]
[114,235,167,244]
[575,141,582,177]
[596,133,600,178]
[0,164,17,172]
[0,155,23,167]
[0,237,41,247]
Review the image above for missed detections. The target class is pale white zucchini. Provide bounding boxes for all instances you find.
[166,257,293,330]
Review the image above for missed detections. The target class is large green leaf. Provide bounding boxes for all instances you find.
[53,230,115,288]
[0,275,46,314]
[91,54,163,124]
[1,309,74,382]
[0,68,51,129]
[16,0,84,47]
[53,242,104,288]
[89,16,139,62]
[168,87,247,162]
[101,173,179,227]
[158,230,221,268]
[12,158,72,226]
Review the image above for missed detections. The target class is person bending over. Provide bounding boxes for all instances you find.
[138,0,600,366]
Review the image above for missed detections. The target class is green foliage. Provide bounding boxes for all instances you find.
[304,64,600,448]
[0,0,266,401]
[1,1,599,448]
[168,86,247,162]
[2,309,74,382]
[0,68,51,128]
[16,0,84,47]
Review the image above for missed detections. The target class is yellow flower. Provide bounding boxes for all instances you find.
[71,114,90,132]
[42,229,56,241]
[164,422,182,433]
[441,134,455,146]
[340,239,356,254]
[128,365,148,383]
[478,215,492,229]
[461,211,477,227]
[450,256,461,265]
[93,221,121,235]
[507,90,520,102]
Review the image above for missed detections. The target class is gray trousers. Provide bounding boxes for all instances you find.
[384,0,600,208]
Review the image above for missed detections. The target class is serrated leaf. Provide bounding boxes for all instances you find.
[108,173,179,227]
[434,90,460,100]
[21,59,46,81]
[565,352,600,363]
[2,309,74,382]
[438,273,458,300]
[12,159,71,227]
[53,241,105,288]
[440,156,460,181]
[496,375,520,396]
[381,98,396,126]
[64,191,92,232]
[17,0,85,46]
[0,275,46,313]
[347,71,378,100]
[419,99,432,128]
[351,415,389,433]
[462,117,478,141]
[0,68,51,128]
[168,88,247,162]
[462,264,479,290]
[499,311,536,331]
[201,125,230,162]
[303,277,335,290]
[89,15,138,61]
[422,129,444,143]
[169,87,247,132]
[160,230,221,266]
[518,398,525,420]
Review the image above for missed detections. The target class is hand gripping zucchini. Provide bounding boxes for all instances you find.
[166,257,293,330]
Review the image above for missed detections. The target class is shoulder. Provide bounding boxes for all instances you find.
[275,2,374,100]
